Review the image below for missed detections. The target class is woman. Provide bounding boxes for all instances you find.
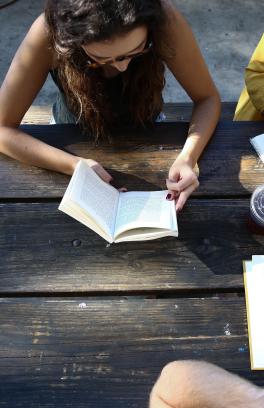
[0,0,220,211]
[234,33,264,121]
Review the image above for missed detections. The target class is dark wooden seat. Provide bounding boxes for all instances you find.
[21,102,237,124]
[1,119,264,407]
[163,102,237,121]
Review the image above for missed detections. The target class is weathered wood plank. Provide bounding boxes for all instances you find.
[163,102,237,121]
[0,297,261,408]
[0,121,264,198]
[1,200,263,292]
[21,102,237,125]
[22,105,52,125]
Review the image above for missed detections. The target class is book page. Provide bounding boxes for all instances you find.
[68,161,119,237]
[115,227,178,243]
[114,190,177,237]
[59,199,113,243]
[243,258,264,370]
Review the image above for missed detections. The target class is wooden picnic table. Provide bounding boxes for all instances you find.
[0,116,264,407]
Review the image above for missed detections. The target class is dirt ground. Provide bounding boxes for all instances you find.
[0,0,262,104]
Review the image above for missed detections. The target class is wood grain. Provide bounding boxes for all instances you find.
[0,297,261,408]
[0,200,263,293]
[162,102,237,121]
[22,105,52,125]
[1,122,264,198]
[21,102,237,124]
[1,119,264,398]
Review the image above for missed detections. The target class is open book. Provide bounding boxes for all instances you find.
[243,256,264,370]
[59,160,178,243]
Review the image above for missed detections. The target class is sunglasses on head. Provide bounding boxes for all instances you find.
[86,39,153,69]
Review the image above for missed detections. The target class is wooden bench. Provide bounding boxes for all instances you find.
[21,102,237,124]
[1,118,264,407]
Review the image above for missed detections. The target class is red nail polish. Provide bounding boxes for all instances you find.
[166,193,172,200]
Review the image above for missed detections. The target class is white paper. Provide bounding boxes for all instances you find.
[114,190,177,237]
[244,257,264,369]
[59,161,178,243]
[61,161,119,237]
[250,133,264,163]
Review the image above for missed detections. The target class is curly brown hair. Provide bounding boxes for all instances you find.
[45,0,171,140]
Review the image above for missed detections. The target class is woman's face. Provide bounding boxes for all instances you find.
[82,25,148,74]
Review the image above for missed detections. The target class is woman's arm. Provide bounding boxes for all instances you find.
[0,14,77,174]
[161,2,221,210]
[149,360,264,408]
[0,14,112,181]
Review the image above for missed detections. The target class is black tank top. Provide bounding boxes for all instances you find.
[50,69,132,125]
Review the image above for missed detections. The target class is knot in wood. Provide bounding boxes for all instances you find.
[72,239,82,247]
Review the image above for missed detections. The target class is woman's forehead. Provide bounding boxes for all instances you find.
[82,25,147,58]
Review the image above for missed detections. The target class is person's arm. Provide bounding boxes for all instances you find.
[0,14,112,182]
[245,34,264,115]
[150,360,264,408]
[161,2,221,211]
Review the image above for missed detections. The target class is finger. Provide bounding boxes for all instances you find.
[175,193,188,213]
[166,189,179,201]
[91,164,113,183]
[175,183,197,212]
[167,174,198,192]
[118,187,128,192]
[175,174,199,192]
[166,179,180,192]
[168,169,180,183]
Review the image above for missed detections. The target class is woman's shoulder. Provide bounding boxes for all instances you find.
[159,1,191,42]
[161,0,182,21]
[158,1,193,58]
[24,13,58,69]
[26,14,50,45]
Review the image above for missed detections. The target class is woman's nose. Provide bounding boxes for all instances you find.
[112,58,131,72]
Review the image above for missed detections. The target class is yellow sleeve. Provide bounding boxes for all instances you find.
[234,34,264,121]
[245,34,264,114]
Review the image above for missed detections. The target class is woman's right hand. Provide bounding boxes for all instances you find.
[80,158,127,192]
[82,158,113,183]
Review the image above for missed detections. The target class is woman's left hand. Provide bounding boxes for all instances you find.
[166,156,199,212]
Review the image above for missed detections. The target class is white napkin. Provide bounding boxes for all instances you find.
[250,133,264,163]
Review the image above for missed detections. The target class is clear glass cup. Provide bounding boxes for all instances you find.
[248,184,264,234]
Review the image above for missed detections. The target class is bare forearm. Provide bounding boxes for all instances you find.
[0,126,79,175]
[150,361,264,408]
[178,94,221,167]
